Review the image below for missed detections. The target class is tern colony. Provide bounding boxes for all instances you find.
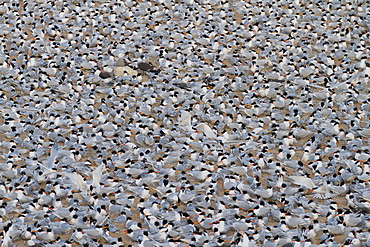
[0,0,369,246]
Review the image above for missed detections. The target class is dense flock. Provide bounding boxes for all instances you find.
[0,0,369,246]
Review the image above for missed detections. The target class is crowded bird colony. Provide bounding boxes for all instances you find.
[0,0,369,246]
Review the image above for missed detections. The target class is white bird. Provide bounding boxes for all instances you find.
[1,227,14,247]
[68,173,88,194]
[288,176,315,189]
[80,60,95,70]
[191,168,211,181]
[358,129,370,138]
[180,110,192,131]
[44,143,59,168]
[232,220,252,231]
[196,123,218,141]
[311,180,333,199]
[355,200,370,213]
[82,226,106,240]
[299,66,316,78]
[178,188,196,203]
[326,224,345,235]
[92,164,105,192]
[36,229,55,242]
